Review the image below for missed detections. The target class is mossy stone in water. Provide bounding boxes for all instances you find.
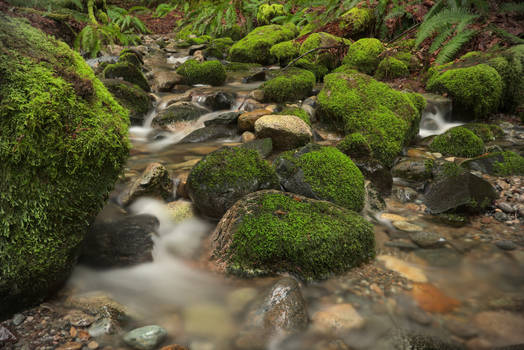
[429,127,485,158]
[293,58,329,81]
[102,79,152,125]
[0,15,129,315]
[342,38,385,75]
[187,147,279,219]
[176,59,226,86]
[103,61,150,92]
[262,68,315,103]
[211,190,375,280]
[229,25,297,64]
[317,71,424,166]
[274,145,365,211]
[119,52,142,67]
[463,151,524,176]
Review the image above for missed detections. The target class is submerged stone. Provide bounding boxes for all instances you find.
[123,325,167,350]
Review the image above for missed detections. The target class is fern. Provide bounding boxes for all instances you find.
[429,25,454,52]
[416,7,477,47]
[435,28,477,64]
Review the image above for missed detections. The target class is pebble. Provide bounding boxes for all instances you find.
[411,283,460,313]
[410,231,446,248]
[494,240,517,251]
[497,202,516,213]
[393,221,423,232]
[0,325,17,342]
[311,304,365,335]
[87,341,99,349]
[56,342,82,350]
[123,325,167,350]
[12,313,26,326]
[494,211,508,222]
[88,318,117,337]
[377,255,428,282]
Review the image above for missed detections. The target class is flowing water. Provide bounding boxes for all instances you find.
[62,47,524,350]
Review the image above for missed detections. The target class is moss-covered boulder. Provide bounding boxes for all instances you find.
[119,52,143,67]
[176,59,226,86]
[375,56,409,80]
[342,38,385,75]
[229,25,297,64]
[211,190,374,280]
[426,64,503,120]
[203,37,234,59]
[339,7,374,39]
[102,79,152,125]
[299,32,350,70]
[103,62,150,92]
[429,127,485,158]
[262,68,315,102]
[270,40,300,66]
[187,147,279,219]
[318,71,424,166]
[0,15,129,315]
[461,123,504,142]
[462,151,524,176]
[293,58,329,81]
[278,107,310,125]
[257,4,286,25]
[274,145,365,211]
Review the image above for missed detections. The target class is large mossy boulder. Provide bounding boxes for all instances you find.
[318,71,425,166]
[261,68,315,102]
[187,147,279,219]
[176,59,227,86]
[426,64,503,120]
[103,61,150,92]
[375,56,409,80]
[429,127,485,158]
[339,7,374,39]
[0,15,129,316]
[342,38,385,75]
[270,40,300,66]
[274,145,365,211]
[102,79,152,125]
[299,32,350,70]
[229,25,297,64]
[210,190,375,280]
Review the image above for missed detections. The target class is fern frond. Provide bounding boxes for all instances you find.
[429,26,454,52]
[435,28,477,64]
[416,7,476,47]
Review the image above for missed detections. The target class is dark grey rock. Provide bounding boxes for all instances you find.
[88,317,118,338]
[121,162,174,205]
[355,159,393,195]
[12,313,25,326]
[239,138,273,158]
[498,202,516,214]
[385,240,418,250]
[152,102,208,128]
[199,92,237,111]
[179,125,238,143]
[495,240,517,251]
[494,211,509,222]
[204,111,241,126]
[392,158,433,182]
[393,186,419,203]
[123,325,167,350]
[242,70,266,83]
[410,231,446,249]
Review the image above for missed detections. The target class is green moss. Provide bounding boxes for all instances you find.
[318,71,422,166]
[278,107,311,125]
[118,52,142,67]
[224,62,262,72]
[270,40,300,66]
[175,24,192,41]
[333,64,359,75]
[225,191,375,280]
[337,132,372,159]
[393,51,418,72]
[339,7,374,38]
[204,37,235,59]
[299,32,349,70]
[188,35,212,45]
[0,15,129,314]
[375,56,409,80]
[462,123,504,142]
[430,127,485,158]
[342,38,385,74]
[176,59,226,86]
[220,24,245,41]
[229,24,296,64]
[257,4,286,25]
[102,79,152,124]
[426,64,503,119]
[103,62,150,92]
[293,58,329,81]
[276,145,365,211]
[262,68,316,103]
[493,151,524,176]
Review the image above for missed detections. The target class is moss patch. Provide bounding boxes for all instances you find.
[375,56,409,80]
[299,32,349,70]
[103,62,150,92]
[204,37,234,59]
[278,107,310,125]
[214,190,375,280]
[257,4,286,25]
[339,7,374,38]
[430,127,485,158]
[102,79,151,125]
[0,15,129,314]
[176,59,226,86]
[342,38,385,75]
[262,68,315,103]
[270,40,300,66]
[461,123,504,142]
[293,58,329,81]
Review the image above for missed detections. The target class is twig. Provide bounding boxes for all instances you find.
[282,44,349,71]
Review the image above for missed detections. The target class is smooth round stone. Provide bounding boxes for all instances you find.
[410,231,446,249]
[393,221,423,232]
[123,325,167,350]
[12,313,25,326]
[495,240,517,251]
[497,202,516,213]
[380,213,408,222]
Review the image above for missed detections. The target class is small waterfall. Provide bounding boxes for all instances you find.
[419,93,462,138]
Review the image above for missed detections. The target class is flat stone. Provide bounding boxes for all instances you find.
[411,283,460,313]
[237,109,272,132]
[495,240,517,251]
[393,221,423,232]
[377,255,428,282]
[410,231,446,248]
[380,213,408,222]
[385,239,419,250]
[123,325,167,350]
[497,202,516,213]
[0,325,17,343]
[87,341,100,350]
[88,318,118,338]
[166,200,195,223]
[56,342,82,350]
[311,304,364,335]
[254,115,312,150]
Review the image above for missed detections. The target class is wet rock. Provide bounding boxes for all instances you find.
[239,138,273,158]
[365,183,387,212]
[184,303,234,339]
[414,248,462,268]
[497,202,516,213]
[242,70,266,83]
[241,131,256,143]
[254,115,312,150]
[121,163,174,205]
[179,125,238,144]
[410,231,446,248]
[312,304,364,335]
[424,171,497,214]
[123,325,167,350]
[81,214,158,268]
[393,221,423,232]
[87,341,100,349]
[411,283,460,313]
[152,102,208,129]
[166,201,195,223]
[393,186,419,203]
[237,109,272,132]
[473,311,524,346]
[199,92,236,111]
[64,310,96,327]
[102,79,152,125]
[204,111,241,126]
[160,346,188,350]
[249,89,265,101]
[355,159,393,195]
[392,158,433,182]
[188,44,206,56]
[56,342,82,350]
[12,313,25,326]
[495,240,517,251]
[153,71,183,92]
[88,317,118,338]
[65,291,132,321]
[377,255,428,282]
[385,239,419,250]
[174,173,189,199]
[445,319,478,339]
[494,211,508,222]
[380,213,408,222]
[0,325,17,344]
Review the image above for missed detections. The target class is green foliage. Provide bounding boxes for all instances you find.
[154,2,178,17]
[176,59,226,86]
[0,15,129,314]
[430,127,485,157]
[500,2,524,14]
[225,191,375,280]
[299,32,349,70]
[107,6,150,34]
[262,68,316,103]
